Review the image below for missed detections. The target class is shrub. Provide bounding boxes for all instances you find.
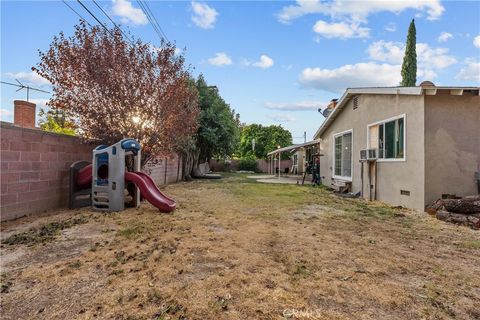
[238,157,258,172]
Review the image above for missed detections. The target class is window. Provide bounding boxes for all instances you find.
[333,130,352,179]
[369,115,405,160]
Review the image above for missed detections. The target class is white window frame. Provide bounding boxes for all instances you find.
[367,114,406,162]
[332,129,353,181]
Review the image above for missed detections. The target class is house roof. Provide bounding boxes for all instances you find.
[313,85,480,139]
[267,139,320,156]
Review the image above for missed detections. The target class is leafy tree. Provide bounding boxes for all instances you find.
[196,75,240,162]
[401,19,417,87]
[38,108,76,136]
[33,21,199,167]
[238,124,292,159]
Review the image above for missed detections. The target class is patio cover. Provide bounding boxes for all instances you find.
[267,139,321,156]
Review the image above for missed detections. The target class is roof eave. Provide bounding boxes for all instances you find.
[314,87,425,139]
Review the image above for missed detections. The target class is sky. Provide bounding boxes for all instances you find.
[1,0,479,142]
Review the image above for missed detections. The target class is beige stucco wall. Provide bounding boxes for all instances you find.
[318,94,426,210]
[424,92,480,206]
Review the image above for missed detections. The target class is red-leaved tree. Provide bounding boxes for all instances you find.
[33,21,199,166]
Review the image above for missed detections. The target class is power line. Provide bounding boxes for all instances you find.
[136,0,168,43]
[139,0,168,42]
[76,0,116,38]
[91,0,135,45]
[136,0,163,41]
[62,0,92,27]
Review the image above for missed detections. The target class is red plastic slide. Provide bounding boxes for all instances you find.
[77,164,93,188]
[75,165,176,213]
[125,172,176,213]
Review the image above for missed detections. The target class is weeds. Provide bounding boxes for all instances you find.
[3,216,88,246]
[117,226,144,239]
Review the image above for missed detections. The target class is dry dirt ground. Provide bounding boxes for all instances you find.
[1,173,479,320]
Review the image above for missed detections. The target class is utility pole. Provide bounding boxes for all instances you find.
[304,131,306,143]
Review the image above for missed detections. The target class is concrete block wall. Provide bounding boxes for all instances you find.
[1,122,93,221]
[145,154,182,185]
[209,159,293,173]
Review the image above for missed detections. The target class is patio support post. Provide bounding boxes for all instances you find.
[278,152,281,179]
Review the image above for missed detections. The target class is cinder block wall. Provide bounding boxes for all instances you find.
[1,122,93,221]
[209,159,293,173]
[145,154,183,185]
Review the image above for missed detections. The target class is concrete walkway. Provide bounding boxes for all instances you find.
[248,175,310,184]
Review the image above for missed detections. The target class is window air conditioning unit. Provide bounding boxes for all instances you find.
[360,149,377,161]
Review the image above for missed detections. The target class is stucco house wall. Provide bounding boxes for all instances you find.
[319,94,426,209]
[424,92,480,206]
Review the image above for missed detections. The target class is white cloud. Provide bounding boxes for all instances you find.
[438,32,453,42]
[265,101,325,111]
[474,35,480,48]
[254,55,274,69]
[0,108,13,121]
[112,0,147,26]
[191,1,218,29]
[269,113,296,123]
[277,0,444,23]
[455,59,480,82]
[367,40,405,63]
[3,71,50,86]
[299,63,401,93]
[385,22,396,32]
[417,43,457,69]
[207,52,232,66]
[242,55,274,69]
[244,55,274,69]
[313,20,369,39]
[367,40,457,71]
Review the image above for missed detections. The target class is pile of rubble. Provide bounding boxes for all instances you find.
[427,195,480,229]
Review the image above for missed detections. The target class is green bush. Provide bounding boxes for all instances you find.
[238,157,258,172]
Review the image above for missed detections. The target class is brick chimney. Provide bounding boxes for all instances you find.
[14,100,36,128]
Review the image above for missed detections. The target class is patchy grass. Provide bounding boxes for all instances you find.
[1,173,479,320]
[459,240,480,249]
[116,225,144,239]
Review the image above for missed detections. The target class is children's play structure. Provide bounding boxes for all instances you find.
[69,139,176,213]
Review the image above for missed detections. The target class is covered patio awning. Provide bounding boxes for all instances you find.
[267,139,321,156]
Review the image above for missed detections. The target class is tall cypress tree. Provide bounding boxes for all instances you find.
[401,19,417,86]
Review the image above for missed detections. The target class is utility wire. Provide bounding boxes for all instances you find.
[91,0,135,45]
[136,0,167,43]
[136,0,163,41]
[139,0,168,42]
[76,0,116,38]
[62,0,92,27]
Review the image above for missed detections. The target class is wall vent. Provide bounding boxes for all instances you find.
[400,190,410,196]
[353,96,359,110]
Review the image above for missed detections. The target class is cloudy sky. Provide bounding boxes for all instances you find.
[1,0,479,141]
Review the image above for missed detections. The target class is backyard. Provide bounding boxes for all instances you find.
[1,173,479,320]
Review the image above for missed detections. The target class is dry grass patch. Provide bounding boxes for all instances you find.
[1,173,479,320]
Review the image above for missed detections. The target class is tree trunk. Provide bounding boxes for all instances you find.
[436,210,480,229]
[429,197,480,214]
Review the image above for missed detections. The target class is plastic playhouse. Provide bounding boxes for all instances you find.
[69,139,176,213]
